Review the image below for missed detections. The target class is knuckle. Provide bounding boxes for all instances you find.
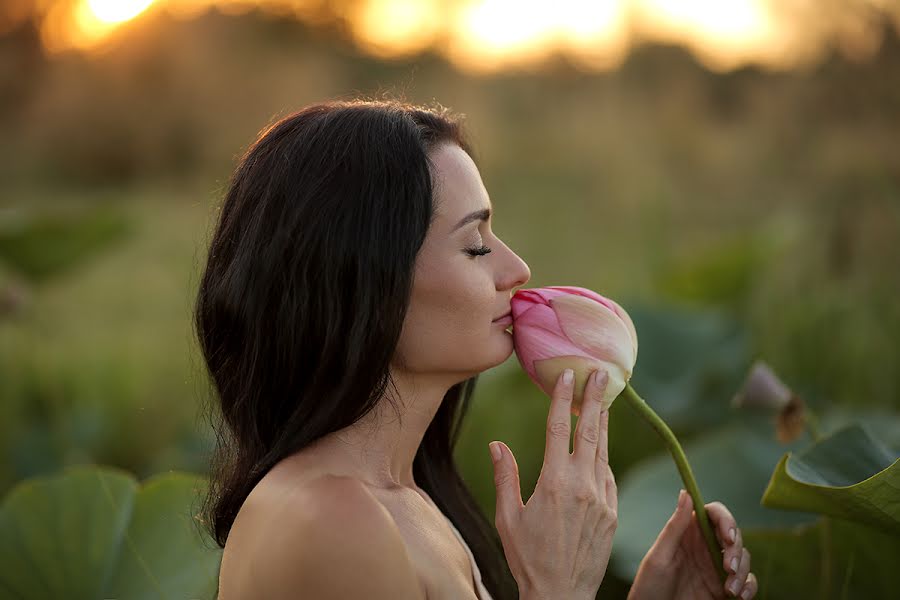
[494,471,515,488]
[601,503,617,520]
[547,421,570,440]
[574,484,599,504]
[607,477,617,494]
[579,425,600,444]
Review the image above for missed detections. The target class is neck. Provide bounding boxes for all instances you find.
[307,369,468,490]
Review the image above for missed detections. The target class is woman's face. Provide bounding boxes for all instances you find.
[394,142,531,379]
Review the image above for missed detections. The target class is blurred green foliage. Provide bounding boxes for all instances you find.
[0,465,221,600]
[1,8,899,599]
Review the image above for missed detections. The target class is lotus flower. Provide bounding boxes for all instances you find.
[509,285,728,583]
[511,286,638,414]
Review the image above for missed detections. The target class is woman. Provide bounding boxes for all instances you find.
[194,99,758,599]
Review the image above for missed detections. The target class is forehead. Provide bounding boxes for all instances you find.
[429,143,490,217]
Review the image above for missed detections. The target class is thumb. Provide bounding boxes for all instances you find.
[489,441,523,524]
[649,489,694,563]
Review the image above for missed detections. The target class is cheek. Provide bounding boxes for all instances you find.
[418,264,493,330]
[399,262,496,357]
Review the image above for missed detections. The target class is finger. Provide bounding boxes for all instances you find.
[544,369,574,468]
[603,463,618,513]
[705,501,737,545]
[738,572,758,599]
[596,408,610,465]
[646,489,693,564]
[573,369,609,473]
[726,547,752,598]
[706,501,740,547]
[705,503,742,573]
[490,441,524,531]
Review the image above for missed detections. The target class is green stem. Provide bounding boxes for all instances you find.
[620,383,728,583]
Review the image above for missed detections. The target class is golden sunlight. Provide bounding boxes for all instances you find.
[449,0,629,71]
[28,0,900,72]
[39,0,158,52]
[351,0,443,57]
[634,0,780,71]
[87,0,156,24]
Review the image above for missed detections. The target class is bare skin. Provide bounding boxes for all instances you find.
[219,141,530,599]
[216,141,757,599]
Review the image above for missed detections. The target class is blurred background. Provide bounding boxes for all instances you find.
[1,0,899,598]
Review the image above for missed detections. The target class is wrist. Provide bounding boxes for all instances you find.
[519,586,595,600]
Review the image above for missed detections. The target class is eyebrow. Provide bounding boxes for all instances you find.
[452,207,492,232]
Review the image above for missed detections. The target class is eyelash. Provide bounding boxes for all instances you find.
[465,244,493,257]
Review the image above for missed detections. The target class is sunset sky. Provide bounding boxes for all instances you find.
[4,0,899,72]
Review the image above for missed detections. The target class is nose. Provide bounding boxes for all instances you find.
[498,244,531,292]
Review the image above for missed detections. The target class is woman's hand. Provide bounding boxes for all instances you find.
[628,490,758,600]
[489,368,617,600]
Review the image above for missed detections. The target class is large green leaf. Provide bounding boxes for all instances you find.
[743,517,900,599]
[611,423,817,581]
[761,424,900,534]
[0,465,222,600]
[626,305,749,430]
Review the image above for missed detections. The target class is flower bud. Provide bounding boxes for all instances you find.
[510,286,638,414]
[733,360,807,443]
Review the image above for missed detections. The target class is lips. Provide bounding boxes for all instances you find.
[492,311,511,322]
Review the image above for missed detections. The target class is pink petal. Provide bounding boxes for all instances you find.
[512,288,548,307]
[546,286,621,314]
[511,293,540,320]
[513,287,569,305]
[513,311,591,381]
[602,295,639,363]
[550,294,636,374]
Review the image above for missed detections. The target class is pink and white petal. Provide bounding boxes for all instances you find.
[603,296,639,363]
[550,294,635,372]
[534,356,627,414]
[545,286,616,309]
[513,319,589,379]
[513,302,561,333]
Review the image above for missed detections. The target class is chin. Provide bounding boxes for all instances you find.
[488,330,515,363]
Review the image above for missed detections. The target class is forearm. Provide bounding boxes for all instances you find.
[519,585,597,600]
[518,583,597,600]
[520,591,596,600]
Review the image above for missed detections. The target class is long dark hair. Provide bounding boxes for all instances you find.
[193,98,516,599]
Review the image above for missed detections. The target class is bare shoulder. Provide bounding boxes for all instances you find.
[251,475,425,600]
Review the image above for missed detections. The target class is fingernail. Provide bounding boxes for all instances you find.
[729,580,740,596]
[563,369,573,384]
[741,589,752,600]
[489,442,502,463]
[729,528,736,543]
[730,557,738,572]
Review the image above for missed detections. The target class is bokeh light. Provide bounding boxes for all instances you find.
[1,0,895,71]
